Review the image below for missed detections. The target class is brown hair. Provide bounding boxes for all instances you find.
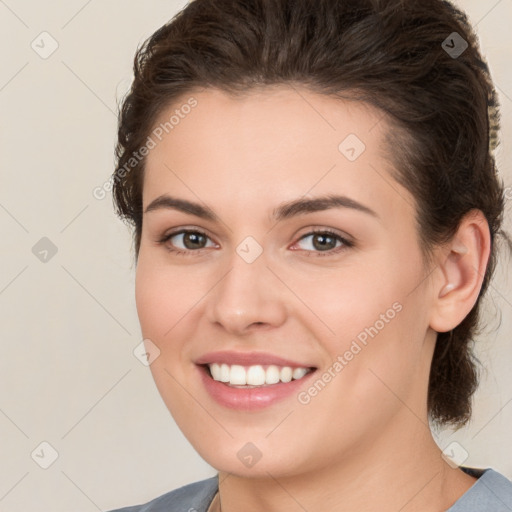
[113,0,508,427]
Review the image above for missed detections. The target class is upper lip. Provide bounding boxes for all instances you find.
[195,351,316,368]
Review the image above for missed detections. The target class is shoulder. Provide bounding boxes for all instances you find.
[106,476,219,512]
[448,467,512,511]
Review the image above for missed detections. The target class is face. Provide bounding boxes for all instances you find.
[135,86,437,479]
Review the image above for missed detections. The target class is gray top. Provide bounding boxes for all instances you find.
[108,467,512,511]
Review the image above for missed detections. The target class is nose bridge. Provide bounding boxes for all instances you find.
[206,242,286,333]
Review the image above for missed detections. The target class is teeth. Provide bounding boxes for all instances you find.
[247,365,266,385]
[210,363,221,381]
[266,365,280,384]
[207,363,311,386]
[280,366,293,383]
[220,363,230,382]
[292,367,308,379]
[230,365,247,385]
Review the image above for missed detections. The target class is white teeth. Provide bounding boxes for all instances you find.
[229,365,247,385]
[292,367,308,380]
[280,366,293,383]
[246,365,266,385]
[266,365,281,384]
[210,363,221,381]
[219,363,230,382]
[207,363,311,386]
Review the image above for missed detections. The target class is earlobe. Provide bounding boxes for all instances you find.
[429,210,491,333]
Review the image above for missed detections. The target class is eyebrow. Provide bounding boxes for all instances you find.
[144,194,379,221]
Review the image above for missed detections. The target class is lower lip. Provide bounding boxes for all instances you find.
[197,365,316,410]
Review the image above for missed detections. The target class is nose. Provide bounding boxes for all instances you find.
[205,249,287,336]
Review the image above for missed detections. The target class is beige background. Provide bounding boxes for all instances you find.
[0,1,511,510]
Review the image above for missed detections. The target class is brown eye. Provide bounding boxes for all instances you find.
[180,231,208,249]
[295,230,351,254]
[160,229,216,254]
[311,233,338,251]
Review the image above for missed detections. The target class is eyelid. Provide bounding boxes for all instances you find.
[293,226,354,244]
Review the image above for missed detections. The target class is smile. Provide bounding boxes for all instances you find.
[195,351,318,410]
[207,363,312,387]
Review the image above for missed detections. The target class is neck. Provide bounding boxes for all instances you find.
[216,418,476,512]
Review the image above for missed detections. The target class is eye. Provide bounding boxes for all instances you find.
[158,227,353,257]
[292,229,353,256]
[159,229,217,255]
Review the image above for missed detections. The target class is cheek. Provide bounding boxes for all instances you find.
[292,258,405,343]
[299,251,429,398]
[135,264,169,339]
[135,256,199,421]
[135,252,204,340]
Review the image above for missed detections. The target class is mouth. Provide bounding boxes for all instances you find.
[202,363,315,388]
[195,351,317,409]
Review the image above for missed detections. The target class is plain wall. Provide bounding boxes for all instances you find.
[0,1,511,510]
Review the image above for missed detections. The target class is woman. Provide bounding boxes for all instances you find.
[108,0,512,510]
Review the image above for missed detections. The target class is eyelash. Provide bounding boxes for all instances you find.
[157,228,354,258]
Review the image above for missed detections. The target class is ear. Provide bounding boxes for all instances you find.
[429,209,491,333]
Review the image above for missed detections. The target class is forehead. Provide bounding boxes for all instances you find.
[142,86,415,225]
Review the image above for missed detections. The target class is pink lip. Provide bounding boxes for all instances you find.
[195,351,314,368]
[195,351,317,411]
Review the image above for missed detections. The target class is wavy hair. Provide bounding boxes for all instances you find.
[113,0,508,427]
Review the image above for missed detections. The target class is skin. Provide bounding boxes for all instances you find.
[135,85,490,511]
